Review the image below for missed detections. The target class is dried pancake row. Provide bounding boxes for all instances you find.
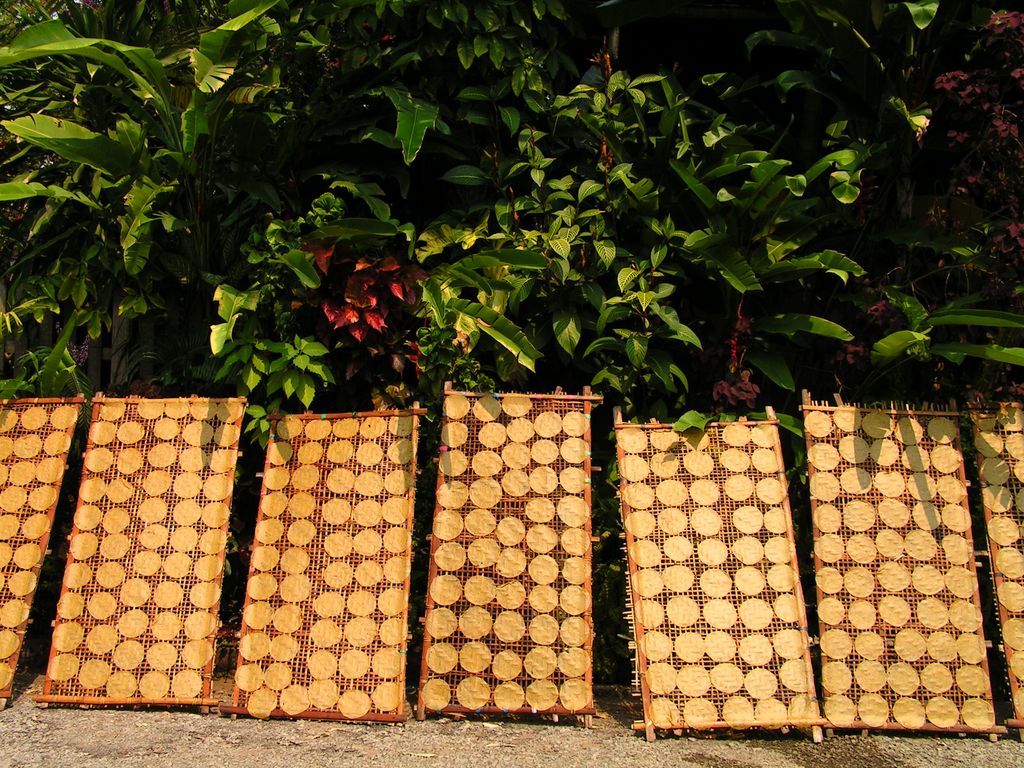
[806,404,996,732]
[233,412,418,720]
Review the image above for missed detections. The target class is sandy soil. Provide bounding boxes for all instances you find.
[3,674,1024,768]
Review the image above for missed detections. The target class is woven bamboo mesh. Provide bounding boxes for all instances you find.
[616,418,821,731]
[0,398,81,699]
[38,397,244,706]
[971,404,1024,724]
[226,410,420,721]
[417,390,599,716]
[804,399,997,732]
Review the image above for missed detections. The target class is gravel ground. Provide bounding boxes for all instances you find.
[3,674,1024,768]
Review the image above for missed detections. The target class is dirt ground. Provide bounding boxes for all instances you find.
[3,673,1024,768]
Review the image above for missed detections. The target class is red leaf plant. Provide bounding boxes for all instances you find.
[304,240,426,344]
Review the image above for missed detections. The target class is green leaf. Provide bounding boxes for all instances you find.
[902,1,938,29]
[553,309,581,355]
[8,19,76,49]
[550,238,571,259]
[594,240,616,269]
[241,364,261,392]
[646,350,680,392]
[805,149,860,181]
[451,249,548,272]
[0,181,98,208]
[383,86,439,165]
[829,171,860,203]
[931,343,1024,367]
[499,106,520,135]
[617,267,640,293]
[785,175,807,195]
[444,262,505,292]
[625,335,648,368]
[596,303,629,335]
[180,91,210,154]
[213,284,259,321]
[190,48,235,93]
[756,314,853,340]
[210,322,232,356]
[277,249,321,288]
[652,306,702,349]
[448,298,541,371]
[759,250,864,284]
[0,181,54,201]
[674,410,711,433]
[886,288,928,331]
[747,350,795,390]
[295,373,315,408]
[281,371,296,399]
[37,313,80,396]
[577,179,603,203]
[870,330,930,364]
[706,249,761,293]
[306,218,399,242]
[2,115,132,176]
[440,165,489,186]
[120,180,165,275]
[0,28,134,86]
[457,39,474,68]
[745,28,813,57]
[926,309,1024,329]
[583,336,621,358]
[669,161,716,210]
[457,86,490,102]
[199,0,282,63]
[227,83,278,103]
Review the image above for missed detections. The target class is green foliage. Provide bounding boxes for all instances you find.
[209,193,411,441]
[418,252,547,378]
[0,1,292,359]
[870,296,1024,368]
[415,65,871,421]
[0,314,90,398]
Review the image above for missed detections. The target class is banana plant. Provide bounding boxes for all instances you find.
[747,0,976,226]
[871,290,1024,368]
[0,0,285,323]
[420,249,548,373]
[749,0,950,137]
[0,311,90,398]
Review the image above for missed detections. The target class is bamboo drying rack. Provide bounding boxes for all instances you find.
[614,407,824,741]
[219,406,425,722]
[36,396,245,711]
[802,391,1003,738]
[968,403,1024,735]
[416,383,601,723]
[0,397,84,709]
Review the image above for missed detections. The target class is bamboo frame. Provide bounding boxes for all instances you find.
[969,403,1024,733]
[217,704,402,722]
[38,695,218,707]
